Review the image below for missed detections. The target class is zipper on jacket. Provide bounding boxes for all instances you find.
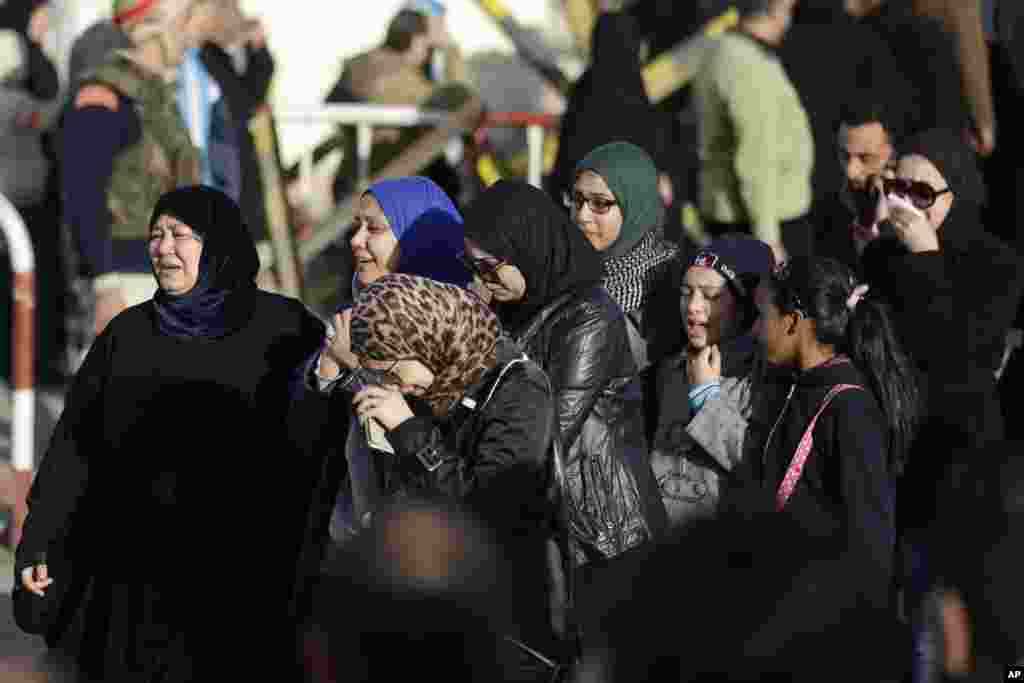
[761,382,797,476]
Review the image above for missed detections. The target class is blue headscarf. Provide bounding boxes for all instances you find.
[336,177,468,531]
[150,186,259,341]
[364,176,470,288]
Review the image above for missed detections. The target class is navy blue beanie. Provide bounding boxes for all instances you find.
[691,234,775,302]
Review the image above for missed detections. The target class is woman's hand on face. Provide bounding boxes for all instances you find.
[20,564,53,597]
[886,194,940,253]
[687,345,722,386]
[467,275,494,305]
[353,385,415,431]
[323,310,359,371]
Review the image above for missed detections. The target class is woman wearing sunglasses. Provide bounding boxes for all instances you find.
[568,142,679,375]
[462,181,666,647]
[857,128,1021,533]
[311,176,470,542]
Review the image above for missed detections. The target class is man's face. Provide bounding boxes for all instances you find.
[838,121,893,192]
[407,33,431,67]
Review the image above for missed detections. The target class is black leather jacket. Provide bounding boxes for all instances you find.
[513,284,659,565]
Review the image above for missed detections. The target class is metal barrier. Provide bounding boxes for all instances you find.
[475,112,560,189]
[0,193,34,550]
[276,104,452,204]
[277,105,558,266]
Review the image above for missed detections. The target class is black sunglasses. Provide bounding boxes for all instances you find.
[883,177,951,210]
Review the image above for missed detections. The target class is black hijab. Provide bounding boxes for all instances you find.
[0,0,45,35]
[863,129,988,287]
[791,0,846,23]
[150,186,260,341]
[549,12,665,197]
[901,127,987,208]
[462,180,604,333]
[901,127,988,250]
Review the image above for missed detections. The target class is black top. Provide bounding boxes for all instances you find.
[199,43,276,243]
[781,7,909,207]
[860,2,968,135]
[862,205,1023,530]
[385,340,559,654]
[17,291,333,679]
[512,284,665,555]
[548,12,673,198]
[730,357,895,606]
[813,193,863,278]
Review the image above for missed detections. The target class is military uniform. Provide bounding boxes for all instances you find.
[62,51,199,371]
[87,53,200,246]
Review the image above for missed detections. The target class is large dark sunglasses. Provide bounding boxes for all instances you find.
[341,360,433,395]
[563,190,618,215]
[339,362,402,395]
[883,177,951,210]
[457,251,507,284]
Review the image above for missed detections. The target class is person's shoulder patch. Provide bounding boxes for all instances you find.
[74,85,119,111]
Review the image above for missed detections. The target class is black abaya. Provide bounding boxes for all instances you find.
[17,294,333,680]
[15,187,338,681]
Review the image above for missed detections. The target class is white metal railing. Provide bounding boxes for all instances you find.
[0,193,35,550]
[276,104,454,208]
[276,104,557,265]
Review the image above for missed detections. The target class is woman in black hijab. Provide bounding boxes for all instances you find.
[0,0,57,101]
[857,132,1022,668]
[861,128,1019,486]
[548,12,676,213]
[14,187,335,682]
[462,180,666,651]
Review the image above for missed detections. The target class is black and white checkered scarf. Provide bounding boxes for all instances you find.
[602,231,677,314]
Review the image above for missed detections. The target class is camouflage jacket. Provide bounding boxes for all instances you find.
[84,53,199,241]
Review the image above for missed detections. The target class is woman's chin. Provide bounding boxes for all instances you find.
[157,273,191,296]
[687,333,710,351]
[356,269,385,287]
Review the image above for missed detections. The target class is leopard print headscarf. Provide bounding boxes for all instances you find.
[350,274,500,416]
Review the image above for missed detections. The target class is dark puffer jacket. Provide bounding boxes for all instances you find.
[511,284,665,565]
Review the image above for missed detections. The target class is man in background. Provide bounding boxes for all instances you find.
[694,0,812,265]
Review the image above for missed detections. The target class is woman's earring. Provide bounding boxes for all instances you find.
[787,310,804,334]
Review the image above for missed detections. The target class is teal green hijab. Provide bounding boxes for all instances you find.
[574,141,663,259]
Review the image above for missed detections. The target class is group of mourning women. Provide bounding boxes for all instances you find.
[14,127,1012,682]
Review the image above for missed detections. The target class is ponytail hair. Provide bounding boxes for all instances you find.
[771,258,921,476]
